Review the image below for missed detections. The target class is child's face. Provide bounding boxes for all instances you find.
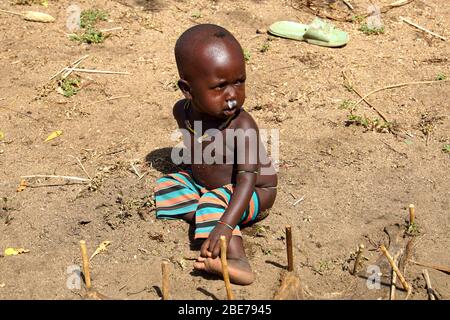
[188,42,246,119]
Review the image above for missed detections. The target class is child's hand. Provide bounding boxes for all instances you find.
[200,224,233,259]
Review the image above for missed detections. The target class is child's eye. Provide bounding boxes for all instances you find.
[235,78,246,85]
[214,83,227,90]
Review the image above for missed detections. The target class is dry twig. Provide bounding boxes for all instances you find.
[353,79,450,109]
[422,269,435,300]
[65,68,130,75]
[400,17,447,41]
[380,245,411,297]
[49,55,89,80]
[220,236,234,300]
[21,175,90,182]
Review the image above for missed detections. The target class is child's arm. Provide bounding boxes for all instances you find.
[200,113,259,259]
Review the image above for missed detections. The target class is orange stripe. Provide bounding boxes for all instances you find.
[194,232,210,239]
[194,230,242,239]
[212,188,231,205]
[242,197,255,224]
[172,174,192,187]
[196,212,223,222]
[199,196,226,206]
[155,180,178,191]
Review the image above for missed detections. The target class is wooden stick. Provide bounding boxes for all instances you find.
[390,251,402,300]
[130,162,143,179]
[85,95,131,107]
[0,9,24,16]
[65,68,130,75]
[69,156,92,181]
[161,260,170,300]
[352,79,450,109]
[49,54,89,80]
[422,269,435,300]
[342,0,354,10]
[400,17,447,41]
[342,71,390,124]
[100,27,123,32]
[220,236,234,300]
[352,244,364,275]
[408,204,415,226]
[79,240,92,289]
[380,245,411,293]
[293,195,305,206]
[410,260,450,274]
[286,226,294,272]
[61,55,90,80]
[21,175,90,182]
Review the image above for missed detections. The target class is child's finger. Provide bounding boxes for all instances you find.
[211,243,221,259]
[200,239,211,257]
[208,238,218,257]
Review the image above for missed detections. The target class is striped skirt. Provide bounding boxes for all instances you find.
[154,170,261,239]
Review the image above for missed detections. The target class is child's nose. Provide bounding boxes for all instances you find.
[224,85,237,100]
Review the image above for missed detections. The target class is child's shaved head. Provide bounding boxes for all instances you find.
[175,24,243,81]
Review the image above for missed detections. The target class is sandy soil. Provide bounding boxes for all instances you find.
[0,0,449,300]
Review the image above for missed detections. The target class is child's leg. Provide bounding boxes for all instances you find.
[154,171,201,224]
[192,185,261,285]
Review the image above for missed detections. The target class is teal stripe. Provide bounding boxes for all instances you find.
[252,191,259,221]
[157,203,198,216]
[155,188,197,201]
[196,207,225,216]
[172,172,199,192]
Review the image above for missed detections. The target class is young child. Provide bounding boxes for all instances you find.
[154,24,277,285]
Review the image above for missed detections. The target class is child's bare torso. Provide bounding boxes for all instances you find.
[173,100,277,190]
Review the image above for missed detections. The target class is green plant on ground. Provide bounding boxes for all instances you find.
[314,260,331,275]
[70,28,107,44]
[260,42,270,53]
[59,77,80,97]
[243,49,251,62]
[406,222,420,236]
[80,9,108,28]
[345,113,393,133]
[351,15,365,24]
[436,73,446,81]
[339,100,355,110]
[442,144,450,153]
[70,9,109,44]
[191,11,202,19]
[359,23,385,35]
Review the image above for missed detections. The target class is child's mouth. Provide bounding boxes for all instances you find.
[224,100,238,116]
[224,108,236,116]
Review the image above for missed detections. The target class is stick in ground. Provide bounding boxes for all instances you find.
[409,204,415,226]
[286,225,293,272]
[220,236,234,300]
[352,244,365,275]
[161,260,170,300]
[380,245,411,295]
[79,240,92,289]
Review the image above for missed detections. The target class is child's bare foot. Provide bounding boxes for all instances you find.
[193,256,255,285]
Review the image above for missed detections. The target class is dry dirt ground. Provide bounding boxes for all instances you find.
[0,0,449,300]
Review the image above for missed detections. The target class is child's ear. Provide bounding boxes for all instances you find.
[177,80,192,99]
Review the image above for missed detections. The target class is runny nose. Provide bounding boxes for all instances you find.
[227,100,237,109]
